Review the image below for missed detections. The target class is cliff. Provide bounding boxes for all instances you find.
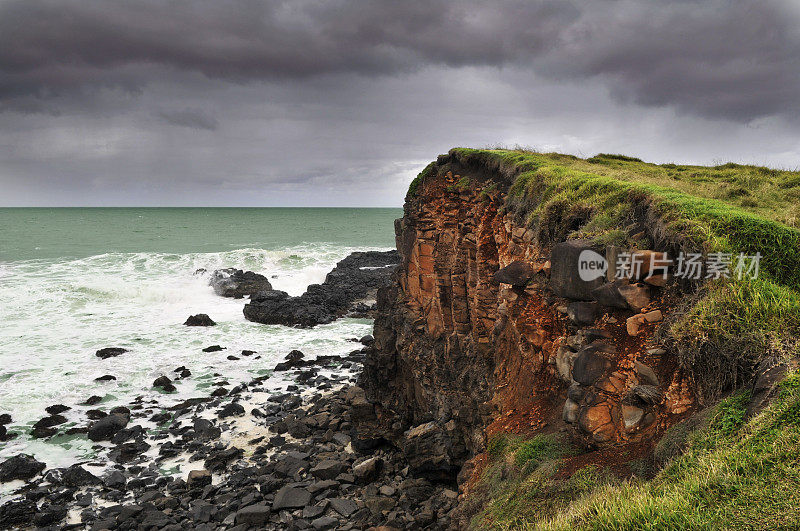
[354,148,800,527]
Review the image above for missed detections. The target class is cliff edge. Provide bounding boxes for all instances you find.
[354,148,800,528]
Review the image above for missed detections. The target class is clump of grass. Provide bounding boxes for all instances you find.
[406,162,436,199]
[671,277,800,401]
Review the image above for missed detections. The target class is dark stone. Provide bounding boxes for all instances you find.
[0,454,46,482]
[550,240,606,300]
[310,459,347,480]
[204,447,243,472]
[86,409,107,420]
[217,403,245,418]
[95,374,117,381]
[244,250,400,327]
[33,504,67,527]
[103,470,127,490]
[62,464,101,487]
[359,334,375,346]
[235,504,271,526]
[272,486,311,510]
[187,469,212,488]
[193,418,221,439]
[210,268,273,298]
[211,387,228,397]
[572,346,609,386]
[494,260,535,287]
[328,497,358,517]
[202,345,225,353]
[0,499,37,527]
[566,302,600,326]
[153,376,175,393]
[95,347,128,359]
[352,456,383,484]
[83,395,103,405]
[33,414,67,430]
[631,385,663,405]
[88,414,129,442]
[0,414,10,425]
[241,350,256,356]
[286,349,305,361]
[45,404,70,415]
[311,516,339,530]
[590,280,629,309]
[184,314,216,326]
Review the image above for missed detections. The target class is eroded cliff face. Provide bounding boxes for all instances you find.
[356,156,696,485]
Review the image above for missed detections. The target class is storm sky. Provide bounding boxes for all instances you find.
[1,0,799,206]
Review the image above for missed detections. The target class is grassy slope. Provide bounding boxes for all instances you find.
[406,149,800,528]
[473,372,800,530]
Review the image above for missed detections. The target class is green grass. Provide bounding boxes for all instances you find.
[471,373,800,530]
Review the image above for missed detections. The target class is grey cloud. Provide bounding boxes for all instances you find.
[157,108,218,130]
[1,0,797,121]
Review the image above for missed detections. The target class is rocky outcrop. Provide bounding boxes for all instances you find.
[244,250,400,327]
[355,153,697,484]
[210,268,273,298]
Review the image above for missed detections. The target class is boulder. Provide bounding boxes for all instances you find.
[0,454,46,482]
[235,504,272,526]
[328,497,358,517]
[562,399,579,423]
[590,280,629,309]
[210,268,273,298]
[311,459,348,480]
[566,302,599,326]
[96,347,128,359]
[622,404,645,429]
[45,404,70,415]
[550,240,606,300]
[61,464,100,487]
[618,283,650,312]
[202,345,224,352]
[187,469,212,488]
[494,260,535,287]
[244,250,400,327]
[217,403,245,418]
[352,456,383,483]
[272,486,311,510]
[184,314,216,326]
[572,346,608,386]
[88,414,129,442]
[634,361,660,386]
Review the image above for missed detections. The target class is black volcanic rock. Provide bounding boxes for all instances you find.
[96,347,128,359]
[184,314,216,326]
[0,454,46,482]
[244,250,399,327]
[88,414,129,442]
[210,268,273,298]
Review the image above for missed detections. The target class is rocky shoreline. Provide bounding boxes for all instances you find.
[0,344,458,530]
[0,249,461,530]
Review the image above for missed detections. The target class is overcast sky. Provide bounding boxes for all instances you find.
[1,0,799,206]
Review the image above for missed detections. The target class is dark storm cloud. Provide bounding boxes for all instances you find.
[1,0,799,121]
[157,108,218,130]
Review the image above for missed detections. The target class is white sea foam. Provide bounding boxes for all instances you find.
[0,244,387,472]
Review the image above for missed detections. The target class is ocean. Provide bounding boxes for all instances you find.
[0,207,400,478]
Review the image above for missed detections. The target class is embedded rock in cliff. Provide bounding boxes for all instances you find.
[493,260,535,287]
[210,268,272,298]
[244,250,400,327]
[550,240,606,300]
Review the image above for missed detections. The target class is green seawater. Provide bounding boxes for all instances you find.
[0,207,401,261]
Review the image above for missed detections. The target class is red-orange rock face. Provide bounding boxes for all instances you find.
[358,160,696,478]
